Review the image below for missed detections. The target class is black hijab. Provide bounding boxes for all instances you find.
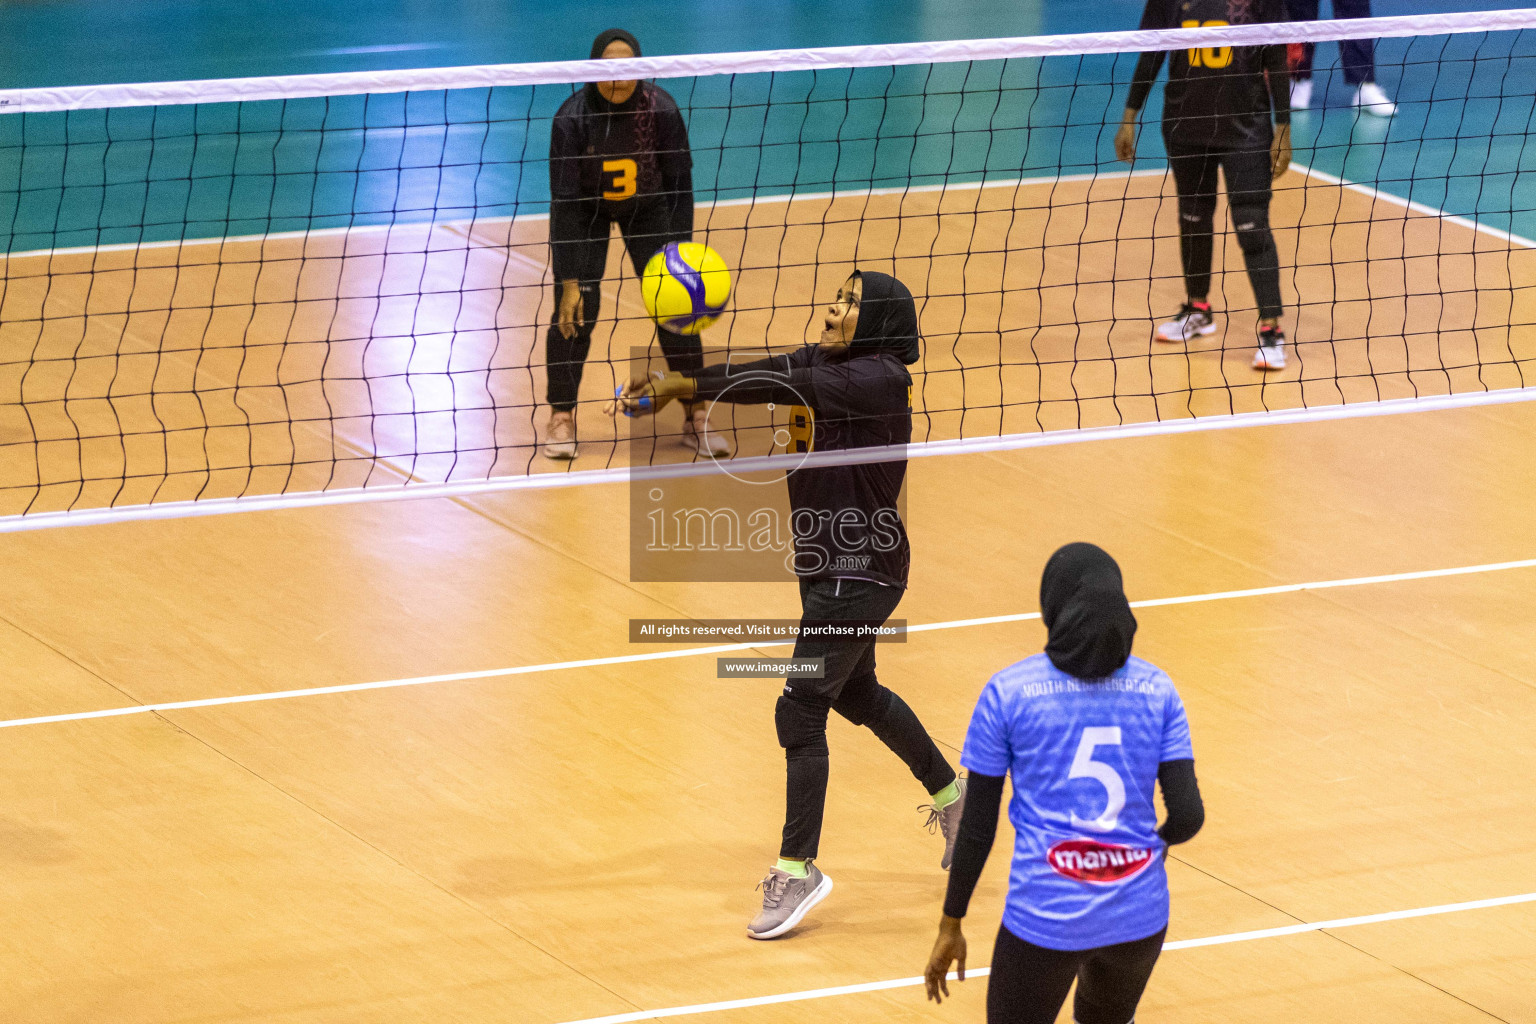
[1040,542,1138,679]
[848,270,922,365]
[585,29,644,112]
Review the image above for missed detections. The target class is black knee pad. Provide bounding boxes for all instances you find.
[1231,204,1273,254]
[775,694,830,756]
[1177,195,1217,231]
[832,677,894,728]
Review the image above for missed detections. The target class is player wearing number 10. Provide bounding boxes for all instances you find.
[925,544,1205,1024]
[543,29,729,460]
[1116,0,1294,371]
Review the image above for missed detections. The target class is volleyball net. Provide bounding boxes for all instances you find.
[1,10,1534,526]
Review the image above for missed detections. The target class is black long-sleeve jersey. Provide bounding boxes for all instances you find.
[1127,0,1290,150]
[548,82,694,281]
[688,347,913,588]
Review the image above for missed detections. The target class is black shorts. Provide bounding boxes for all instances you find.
[987,923,1166,1024]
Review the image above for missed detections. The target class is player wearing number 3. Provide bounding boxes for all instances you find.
[543,28,729,459]
[925,544,1205,1024]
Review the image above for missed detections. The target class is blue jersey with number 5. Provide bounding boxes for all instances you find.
[961,653,1193,950]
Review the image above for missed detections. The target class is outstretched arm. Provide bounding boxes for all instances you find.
[608,354,815,416]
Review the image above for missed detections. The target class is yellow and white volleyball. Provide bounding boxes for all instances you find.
[641,241,732,335]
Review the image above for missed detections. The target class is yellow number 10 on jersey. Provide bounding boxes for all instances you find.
[1182,19,1233,68]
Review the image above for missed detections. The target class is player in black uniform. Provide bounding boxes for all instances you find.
[1116,0,1294,370]
[543,28,729,459]
[609,271,964,939]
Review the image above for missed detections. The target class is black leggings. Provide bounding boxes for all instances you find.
[1166,144,1284,321]
[776,577,956,859]
[988,923,1167,1024]
[545,199,703,412]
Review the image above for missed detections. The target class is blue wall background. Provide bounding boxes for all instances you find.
[2,1,1532,253]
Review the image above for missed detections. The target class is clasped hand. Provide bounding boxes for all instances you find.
[604,370,692,417]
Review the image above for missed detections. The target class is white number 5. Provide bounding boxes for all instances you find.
[1069,727,1125,832]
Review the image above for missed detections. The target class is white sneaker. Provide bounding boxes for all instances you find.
[1353,82,1396,117]
[542,412,577,460]
[1155,303,1217,343]
[1290,78,1313,110]
[682,404,732,458]
[1251,327,1288,371]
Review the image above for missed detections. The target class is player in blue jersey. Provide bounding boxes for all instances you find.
[923,543,1205,1024]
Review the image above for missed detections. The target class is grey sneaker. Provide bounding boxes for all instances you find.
[920,777,967,870]
[746,862,832,940]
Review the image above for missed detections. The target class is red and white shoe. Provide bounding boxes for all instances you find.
[1156,301,1217,343]
[1251,325,1288,371]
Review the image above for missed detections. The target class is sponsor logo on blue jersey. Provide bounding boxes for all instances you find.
[961,653,1194,951]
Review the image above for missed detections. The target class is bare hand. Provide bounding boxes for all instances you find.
[557,279,582,340]
[924,916,967,1003]
[604,371,691,417]
[1271,125,1293,182]
[605,373,656,417]
[1114,114,1138,164]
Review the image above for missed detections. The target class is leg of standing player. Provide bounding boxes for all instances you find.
[1072,927,1167,1024]
[1220,146,1289,369]
[983,914,1166,1023]
[543,221,611,460]
[1334,0,1397,114]
[749,577,960,940]
[983,924,1081,1024]
[616,204,731,457]
[1155,145,1221,345]
[1285,0,1321,109]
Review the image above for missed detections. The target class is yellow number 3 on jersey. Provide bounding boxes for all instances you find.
[1182,19,1233,69]
[603,158,638,200]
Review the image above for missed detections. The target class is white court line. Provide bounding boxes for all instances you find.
[553,891,1536,1024]
[1293,162,1536,251]
[3,556,1533,731]
[1,167,1164,261]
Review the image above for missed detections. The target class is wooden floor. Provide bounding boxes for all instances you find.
[2,167,1533,516]
[0,396,1533,1022]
